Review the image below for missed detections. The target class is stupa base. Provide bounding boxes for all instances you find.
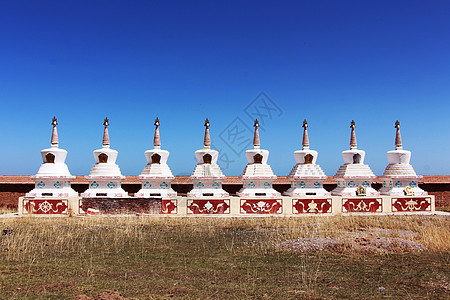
[379,177,426,196]
[26,187,78,198]
[135,188,177,198]
[239,178,280,198]
[81,188,128,198]
[188,178,229,198]
[27,177,77,198]
[284,187,330,197]
[237,188,281,198]
[331,187,379,197]
[137,178,175,194]
[379,187,427,196]
[332,177,379,197]
[187,188,229,198]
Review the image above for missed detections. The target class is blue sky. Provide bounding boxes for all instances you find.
[0,1,449,176]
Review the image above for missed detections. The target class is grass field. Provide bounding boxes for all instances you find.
[0,215,449,299]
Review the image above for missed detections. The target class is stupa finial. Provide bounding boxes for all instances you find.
[350,120,357,149]
[253,119,260,149]
[51,116,59,147]
[102,117,110,147]
[203,118,211,149]
[302,119,310,150]
[153,117,161,148]
[395,120,402,150]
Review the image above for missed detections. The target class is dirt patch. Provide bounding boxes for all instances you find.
[72,290,128,300]
[94,290,127,300]
[280,236,426,253]
[73,295,92,300]
[42,281,75,293]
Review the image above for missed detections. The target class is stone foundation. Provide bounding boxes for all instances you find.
[21,195,433,216]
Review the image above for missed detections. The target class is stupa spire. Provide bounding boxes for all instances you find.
[102,117,110,148]
[154,117,161,149]
[350,120,357,149]
[203,118,211,149]
[302,119,310,150]
[253,119,260,149]
[51,116,59,147]
[395,120,403,150]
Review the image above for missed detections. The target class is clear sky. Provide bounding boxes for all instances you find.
[0,1,449,176]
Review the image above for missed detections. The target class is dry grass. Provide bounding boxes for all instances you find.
[0,215,449,299]
[0,207,16,215]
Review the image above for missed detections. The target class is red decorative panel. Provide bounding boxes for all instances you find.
[187,199,230,214]
[240,199,282,214]
[342,198,382,213]
[293,198,332,214]
[161,199,177,214]
[392,197,431,212]
[23,199,68,215]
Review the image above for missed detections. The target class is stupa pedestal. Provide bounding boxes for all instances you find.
[135,118,176,198]
[284,120,330,197]
[238,120,280,198]
[379,121,427,196]
[81,118,127,198]
[332,121,379,197]
[187,119,229,198]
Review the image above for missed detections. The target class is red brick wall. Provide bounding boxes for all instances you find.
[0,184,33,209]
[0,192,26,209]
[420,184,450,207]
[431,191,450,207]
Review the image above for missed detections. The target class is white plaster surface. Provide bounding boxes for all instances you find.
[136,147,177,197]
[28,144,77,198]
[82,145,127,198]
[188,146,228,197]
[379,147,426,196]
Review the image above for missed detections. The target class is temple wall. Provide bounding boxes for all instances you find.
[2,176,449,210]
[17,195,435,216]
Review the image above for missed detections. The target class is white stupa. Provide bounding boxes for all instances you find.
[331,120,379,197]
[26,117,78,198]
[284,120,330,197]
[238,119,281,198]
[379,121,427,196]
[187,119,229,198]
[135,118,177,198]
[81,118,127,198]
